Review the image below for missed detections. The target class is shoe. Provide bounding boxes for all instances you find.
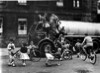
[45,63,51,67]
[60,58,63,61]
[12,64,16,67]
[57,64,61,66]
[23,63,26,66]
[45,63,48,65]
[8,63,12,66]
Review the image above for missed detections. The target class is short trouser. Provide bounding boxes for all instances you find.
[8,50,15,59]
[54,53,61,59]
[45,53,54,60]
[75,46,81,53]
[83,45,93,54]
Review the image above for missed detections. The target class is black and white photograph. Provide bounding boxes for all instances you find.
[0,0,100,73]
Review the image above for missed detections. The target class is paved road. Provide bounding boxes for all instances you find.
[0,48,100,73]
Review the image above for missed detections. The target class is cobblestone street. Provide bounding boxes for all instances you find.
[1,48,100,73]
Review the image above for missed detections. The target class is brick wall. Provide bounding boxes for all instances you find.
[0,0,98,47]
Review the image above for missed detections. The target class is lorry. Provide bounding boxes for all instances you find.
[29,20,100,55]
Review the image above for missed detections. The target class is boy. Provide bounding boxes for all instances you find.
[28,41,37,60]
[7,39,16,67]
[45,45,60,67]
[82,34,93,57]
[54,48,62,60]
[75,39,81,58]
[61,40,71,59]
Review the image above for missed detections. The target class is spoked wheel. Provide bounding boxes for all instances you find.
[80,50,87,61]
[30,50,41,62]
[67,51,72,60]
[90,51,97,65]
[15,52,21,60]
[63,53,68,60]
[68,52,73,60]
[63,51,72,60]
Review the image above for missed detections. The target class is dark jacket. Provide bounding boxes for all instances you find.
[20,47,28,53]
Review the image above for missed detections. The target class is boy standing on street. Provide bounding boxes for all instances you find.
[45,45,60,67]
[7,39,16,67]
[28,41,37,60]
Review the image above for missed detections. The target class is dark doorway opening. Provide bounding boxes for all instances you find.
[97,14,100,22]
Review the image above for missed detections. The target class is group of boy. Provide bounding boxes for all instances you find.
[45,33,93,66]
[7,39,36,67]
[45,34,71,66]
[7,33,93,67]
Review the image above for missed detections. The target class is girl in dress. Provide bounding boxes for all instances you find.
[20,43,30,66]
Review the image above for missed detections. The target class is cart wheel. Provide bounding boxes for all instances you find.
[80,50,87,61]
[30,50,41,62]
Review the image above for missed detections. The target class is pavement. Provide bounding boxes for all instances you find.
[1,48,100,73]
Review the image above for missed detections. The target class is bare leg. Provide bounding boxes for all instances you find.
[22,60,26,66]
[11,58,16,67]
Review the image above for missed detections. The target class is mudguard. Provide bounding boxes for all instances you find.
[38,38,56,55]
[93,38,100,53]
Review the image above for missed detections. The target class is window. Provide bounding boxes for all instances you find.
[56,0,63,7]
[18,18,27,35]
[73,0,80,8]
[0,18,3,35]
[97,0,100,14]
[18,0,27,5]
[0,1,7,8]
[0,1,6,5]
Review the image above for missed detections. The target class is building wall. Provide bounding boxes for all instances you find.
[0,0,98,47]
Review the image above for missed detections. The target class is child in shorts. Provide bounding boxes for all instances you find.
[75,39,81,58]
[61,40,71,59]
[54,48,62,60]
[27,41,37,60]
[7,39,16,67]
[45,45,60,67]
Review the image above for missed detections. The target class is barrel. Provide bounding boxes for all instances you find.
[59,20,100,35]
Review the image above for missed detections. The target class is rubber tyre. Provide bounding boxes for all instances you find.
[62,51,72,60]
[90,52,97,65]
[80,50,87,61]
